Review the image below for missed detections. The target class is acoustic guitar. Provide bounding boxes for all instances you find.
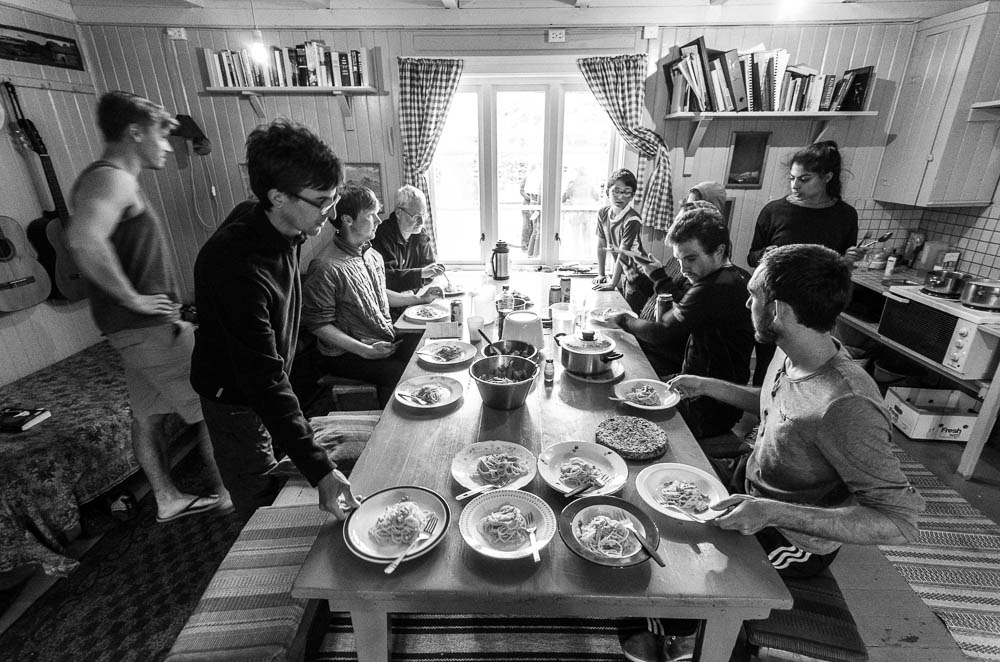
[3,81,87,301]
[0,215,52,312]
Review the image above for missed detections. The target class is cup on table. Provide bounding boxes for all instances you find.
[467,315,485,341]
[550,303,576,336]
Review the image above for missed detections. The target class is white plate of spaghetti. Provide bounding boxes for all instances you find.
[613,379,680,411]
[417,340,477,366]
[342,485,451,563]
[635,463,728,522]
[402,304,450,324]
[450,440,537,492]
[558,495,659,568]
[458,490,556,560]
[536,441,627,497]
[395,375,464,409]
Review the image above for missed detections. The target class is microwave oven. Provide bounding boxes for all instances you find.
[877,286,1000,380]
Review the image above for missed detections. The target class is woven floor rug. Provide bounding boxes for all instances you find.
[314,613,632,661]
[0,451,251,662]
[880,448,1000,661]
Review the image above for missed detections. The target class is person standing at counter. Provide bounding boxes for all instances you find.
[747,141,860,386]
[592,168,654,314]
[191,119,360,519]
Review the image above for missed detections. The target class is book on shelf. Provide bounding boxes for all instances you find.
[838,65,875,111]
[680,36,716,111]
[0,406,51,432]
[830,71,856,111]
[338,51,352,88]
[805,75,827,111]
[663,57,690,113]
[722,49,748,111]
[817,74,838,111]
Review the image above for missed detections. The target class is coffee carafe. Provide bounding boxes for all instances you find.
[490,240,510,280]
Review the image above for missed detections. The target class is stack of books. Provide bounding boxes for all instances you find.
[202,41,371,89]
[664,37,873,114]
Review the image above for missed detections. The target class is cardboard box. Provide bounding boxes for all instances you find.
[883,387,980,442]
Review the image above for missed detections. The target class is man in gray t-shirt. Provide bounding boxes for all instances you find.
[669,243,924,577]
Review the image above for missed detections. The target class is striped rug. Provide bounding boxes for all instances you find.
[880,448,1000,661]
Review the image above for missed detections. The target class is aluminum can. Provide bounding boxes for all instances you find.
[450,299,463,324]
[560,277,572,303]
[548,284,562,307]
[656,293,673,321]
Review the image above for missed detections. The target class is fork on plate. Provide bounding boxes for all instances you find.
[565,474,607,498]
[654,498,703,523]
[613,509,665,567]
[456,475,512,501]
[397,391,427,406]
[523,511,540,563]
[384,514,439,575]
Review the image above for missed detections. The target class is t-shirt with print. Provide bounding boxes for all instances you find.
[595,205,645,283]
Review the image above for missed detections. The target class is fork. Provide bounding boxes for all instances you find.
[655,498,703,523]
[456,475,511,501]
[523,511,541,563]
[385,514,438,575]
[565,474,607,498]
[614,509,665,567]
[397,392,426,406]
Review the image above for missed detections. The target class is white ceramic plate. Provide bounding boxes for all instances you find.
[417,340,477,366]
[635,463,729,522]
[613,379,681,411]
[450,440,537,491]
[589,307,636,324]
[458,490,557,560]
[536,441,627,497]
[394,375,464,408]
[403,304,450,324]
[343,485,451,563]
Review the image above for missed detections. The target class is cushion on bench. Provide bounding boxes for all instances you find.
[745,568,868,662]
[267,410,379,479]
[164,505,328,662]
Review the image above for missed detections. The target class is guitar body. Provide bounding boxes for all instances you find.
[0,215,53,312]
[27,215,88,301]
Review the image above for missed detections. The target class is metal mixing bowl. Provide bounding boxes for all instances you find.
[483,339,540,364]
[470,355,539,410]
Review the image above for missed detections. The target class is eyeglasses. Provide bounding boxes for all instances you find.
[396,207,424,223]
[610,188,634,197]
[290,191,340,216]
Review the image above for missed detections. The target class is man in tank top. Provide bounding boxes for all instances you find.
[66,91,231,523]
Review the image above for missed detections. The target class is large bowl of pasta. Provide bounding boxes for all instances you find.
[458,489,556,559]
[470,355,539,410]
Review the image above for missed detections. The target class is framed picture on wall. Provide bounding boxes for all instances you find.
[725,131,770,189]
[0,24,85,71]
[343,163,385,207]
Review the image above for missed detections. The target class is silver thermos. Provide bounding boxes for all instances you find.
[490,240,510,280]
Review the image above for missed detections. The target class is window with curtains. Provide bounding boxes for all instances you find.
[429,74,623,266]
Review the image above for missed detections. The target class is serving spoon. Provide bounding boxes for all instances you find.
[859,231,893,249]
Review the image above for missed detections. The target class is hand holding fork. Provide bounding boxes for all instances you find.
[385,514,438,574]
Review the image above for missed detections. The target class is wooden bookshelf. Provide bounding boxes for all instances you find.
[205,86,377,129]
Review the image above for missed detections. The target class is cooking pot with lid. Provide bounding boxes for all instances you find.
[923,269,969,297]
[960,279,1000,310]
[553,329,622,375]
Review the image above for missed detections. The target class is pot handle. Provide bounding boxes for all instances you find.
[601,352,624,364]
[553,333,566,347]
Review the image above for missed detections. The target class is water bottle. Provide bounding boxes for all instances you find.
[497,285,514,337]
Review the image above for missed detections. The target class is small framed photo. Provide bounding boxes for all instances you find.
[342,163,385,207]
[839,65,875,112]
[0,24,85,70]
[725,131,770,190]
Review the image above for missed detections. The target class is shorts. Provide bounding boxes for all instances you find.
[106,321,202,424]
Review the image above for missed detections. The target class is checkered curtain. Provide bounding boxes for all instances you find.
[578,54,674,230]
[397,57,464,251]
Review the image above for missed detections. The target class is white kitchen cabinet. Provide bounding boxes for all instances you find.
[874,1,1000,207]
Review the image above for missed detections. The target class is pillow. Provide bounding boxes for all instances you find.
[267,412,379,478]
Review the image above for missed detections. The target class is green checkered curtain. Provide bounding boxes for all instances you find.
[397,57,464,251]
[578,54,674,230]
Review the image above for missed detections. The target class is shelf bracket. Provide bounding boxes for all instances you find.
[240,91,265,119]
[810,119,831,143]
[335,94,356,131]
[684,117,712,176]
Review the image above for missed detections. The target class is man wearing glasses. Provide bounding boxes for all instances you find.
[372,185,445,293]
[191,119,360,520]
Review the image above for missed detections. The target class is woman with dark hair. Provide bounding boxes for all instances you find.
[746,140,860,387]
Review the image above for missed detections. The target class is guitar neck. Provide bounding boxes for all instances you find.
[37,154,70,223]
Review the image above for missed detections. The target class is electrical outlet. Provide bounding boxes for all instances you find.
[642,25,659,40]
[546,29,566,44]
[165,27,187,40]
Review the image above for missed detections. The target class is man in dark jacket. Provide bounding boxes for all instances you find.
[611,203,754,440]
[191,119,359,519]
[371,185,444,292]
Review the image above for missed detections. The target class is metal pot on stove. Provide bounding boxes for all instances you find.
[960,279,1000,310]
[553,329,623,375]
[923,269,969,297]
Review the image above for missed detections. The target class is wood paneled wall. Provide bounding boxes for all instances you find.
[0,4,101,386]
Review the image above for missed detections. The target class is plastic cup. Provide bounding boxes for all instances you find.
[467,315,485,340]
[550,303,576,336]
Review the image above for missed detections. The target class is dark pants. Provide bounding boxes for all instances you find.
[200,398,284,516]
[317,333,421,407]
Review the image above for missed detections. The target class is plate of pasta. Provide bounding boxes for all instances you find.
[635,463,728,522]
[395,375,464,409]
[450,440,537,492]
[343,485,451,563]
[536,441,627,497]
[458,490,557,559]
[558,495,659,568]
[613,379,680,411]
[417,340,477,366]
[402,304,450,324]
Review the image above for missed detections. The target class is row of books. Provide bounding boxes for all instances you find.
[664,37,873,114]
[201,42,372,89]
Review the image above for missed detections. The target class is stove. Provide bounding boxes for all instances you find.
[889,286,1000,324]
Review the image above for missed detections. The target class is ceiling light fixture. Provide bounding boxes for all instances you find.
[248,0,269,66]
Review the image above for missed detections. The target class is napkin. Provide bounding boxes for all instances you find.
[425,321,462,339]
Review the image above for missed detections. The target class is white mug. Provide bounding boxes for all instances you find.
[502,310,544,349]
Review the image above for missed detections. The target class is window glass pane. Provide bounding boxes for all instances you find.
[558,91,616,263]
[497,90,545,261]
[431,92,481,263]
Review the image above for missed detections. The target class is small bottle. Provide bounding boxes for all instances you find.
[883,255,898,278]
[497,285,514,337]
[543,358,555,385]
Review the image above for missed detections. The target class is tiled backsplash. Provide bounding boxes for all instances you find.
[853,199,1000,279]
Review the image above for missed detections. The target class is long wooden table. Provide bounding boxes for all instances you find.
[293,276,791,662]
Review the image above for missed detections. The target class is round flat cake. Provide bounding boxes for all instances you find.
[595,416,668,460]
